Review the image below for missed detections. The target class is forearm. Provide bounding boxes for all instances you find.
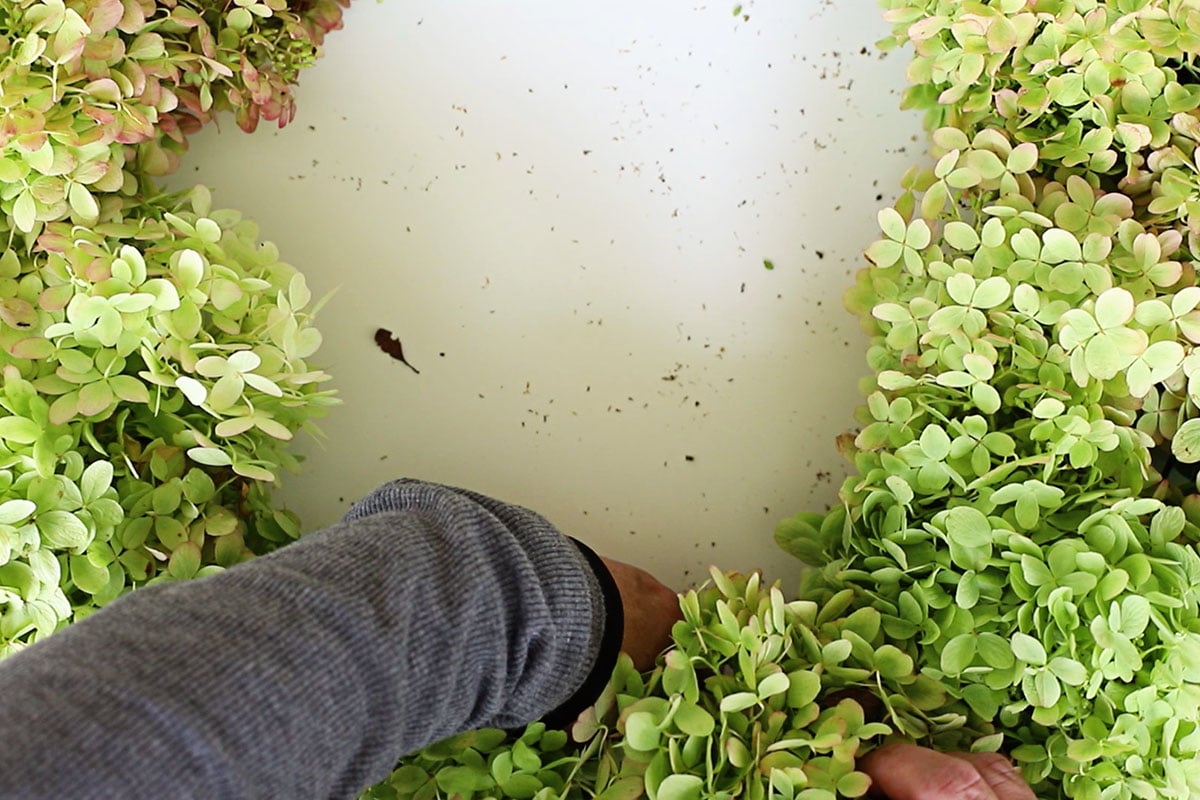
[0,479,615,799]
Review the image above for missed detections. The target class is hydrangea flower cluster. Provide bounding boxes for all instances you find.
[0,0,339,654]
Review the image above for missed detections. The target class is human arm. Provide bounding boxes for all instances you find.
[0,478,670,799]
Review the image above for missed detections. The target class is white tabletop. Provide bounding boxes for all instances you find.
[177,0,924,589]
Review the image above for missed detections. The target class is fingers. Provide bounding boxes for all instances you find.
[860,743,997,800]
[599,557,682,671]
[951,752,1037,800]
[859,743,1034,800]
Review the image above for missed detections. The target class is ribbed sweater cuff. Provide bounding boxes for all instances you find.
[541,539,623,727]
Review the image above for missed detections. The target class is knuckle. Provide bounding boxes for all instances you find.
[972,753,1013,775]
[921,761,992,800]
[972,754,1034,799]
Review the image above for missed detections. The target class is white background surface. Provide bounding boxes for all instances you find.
[177,1,924,590]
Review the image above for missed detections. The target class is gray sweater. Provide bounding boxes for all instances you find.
[0,479,620,798]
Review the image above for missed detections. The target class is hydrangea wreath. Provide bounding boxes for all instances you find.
[4,2,1200,800]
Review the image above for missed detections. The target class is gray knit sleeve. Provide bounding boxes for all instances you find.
[0,479,612,799]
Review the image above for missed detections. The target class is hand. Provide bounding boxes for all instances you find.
[859,743,1036,800]
[600,557,682,671]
